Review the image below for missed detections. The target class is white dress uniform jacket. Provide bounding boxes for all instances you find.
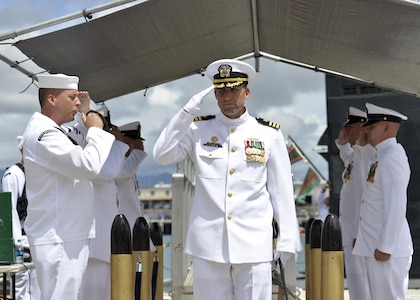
[116,149,148,229]
[353,137,413,258]
[20,112,115,246]
[336,141,373,248]
[153,109,297,263]
[336,140,374,300]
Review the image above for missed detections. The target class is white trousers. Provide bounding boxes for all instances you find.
[79,258,110,300]
[12,268,40,300]
[30,240,89,300]
[343,246,369,300]
[192,256,272,300]
[364,255,412,300]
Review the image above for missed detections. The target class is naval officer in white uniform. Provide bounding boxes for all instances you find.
[116,121,148,230]
[353,103,413,300]
[19,74,116,300]
[336,106,371,299]
[153,59,297,300]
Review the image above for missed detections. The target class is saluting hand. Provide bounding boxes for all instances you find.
[337,128,349,145]
[77,91,92,114]
[183,86,214,114]
[111,125,124,141]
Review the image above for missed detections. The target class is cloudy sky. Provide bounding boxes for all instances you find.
[0,0,328,183]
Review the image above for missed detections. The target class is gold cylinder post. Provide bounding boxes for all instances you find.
[133,217,152,300]
[309,219,323,300]
[304,218,315,300]
[110,214,133,300]
[321,214,344,300]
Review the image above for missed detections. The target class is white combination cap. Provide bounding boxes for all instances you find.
[363,103,408,126]
[119,121,144,141]
[37,73,79,90]
[206,59,256,89]
[343,106,367,126]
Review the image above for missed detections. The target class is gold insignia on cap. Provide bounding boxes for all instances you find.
[211,136,218,143]
[218,64,232,78]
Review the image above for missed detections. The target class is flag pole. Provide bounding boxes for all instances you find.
[288,135,326,182]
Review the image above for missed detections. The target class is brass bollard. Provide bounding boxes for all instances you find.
[309,219,322,300]
[304,218,315,300]
[133,217,151,300]
[110,214,133,300]
[150,222,164,300]
[321,214,344,300]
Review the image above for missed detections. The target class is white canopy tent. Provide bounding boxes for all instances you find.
[2,0,420,102]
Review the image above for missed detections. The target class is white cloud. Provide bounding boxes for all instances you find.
[147,85,183,108]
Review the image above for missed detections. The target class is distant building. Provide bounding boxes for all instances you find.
[139,183,172,234]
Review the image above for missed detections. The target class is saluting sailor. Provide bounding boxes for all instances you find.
[153,58,297,300]
[336,106,371,300]
[116,121,148,230]
[353,103,413,300]
[19,74,116,300]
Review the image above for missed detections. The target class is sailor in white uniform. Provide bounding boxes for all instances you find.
[116,121,148,230]
[19,74,116,300]
[353,103,413,300]
[78,120,150,300]
[1,136,41,300]
[66,104,148,300]
[75,124,129,300]
[336,106,371,299]
[153,59,297,300]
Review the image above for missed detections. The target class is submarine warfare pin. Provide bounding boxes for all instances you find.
[203,136,222,148]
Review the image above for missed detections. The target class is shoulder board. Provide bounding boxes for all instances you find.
[193,115,216,122]
[256,117,280,130]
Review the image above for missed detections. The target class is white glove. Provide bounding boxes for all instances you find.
[183,86,214,115]
[274,251,293,268]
